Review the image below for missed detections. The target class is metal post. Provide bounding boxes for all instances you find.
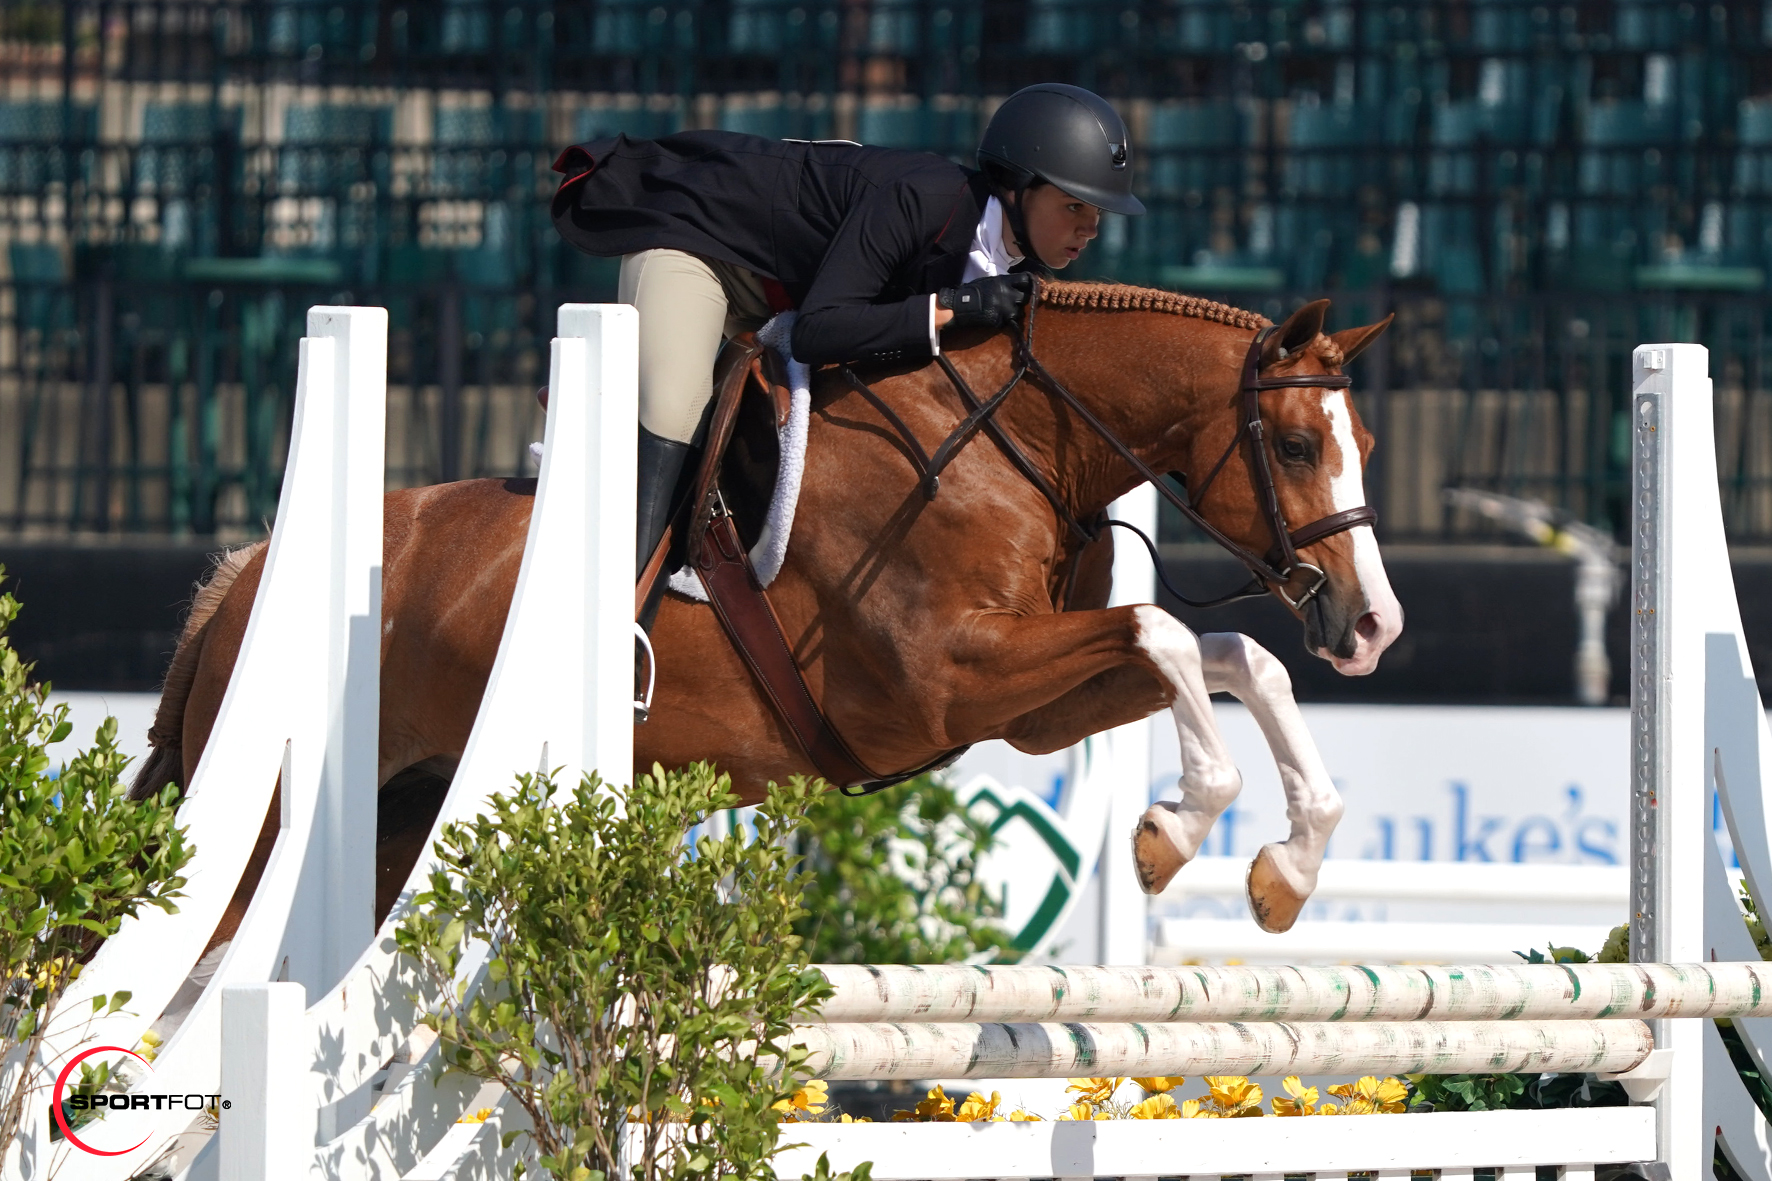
[1631,343,1715,1178]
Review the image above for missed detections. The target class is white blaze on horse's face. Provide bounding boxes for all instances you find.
[1320,390,1404,675]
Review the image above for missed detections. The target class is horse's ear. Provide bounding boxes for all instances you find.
[1260,299,1330,367]
[1328,312,1396,366]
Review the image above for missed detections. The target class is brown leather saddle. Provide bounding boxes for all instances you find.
[636,334,968,794]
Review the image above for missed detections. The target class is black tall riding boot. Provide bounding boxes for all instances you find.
[635,428,696,723]
[636,426,695,580]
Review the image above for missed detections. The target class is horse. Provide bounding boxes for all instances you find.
[131,280,1401,944]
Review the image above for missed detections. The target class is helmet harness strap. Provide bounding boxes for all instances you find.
[1002,179,1054,279]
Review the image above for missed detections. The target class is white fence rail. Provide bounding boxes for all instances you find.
[605,1109,1663,1181]
[772,1109,1654,1181]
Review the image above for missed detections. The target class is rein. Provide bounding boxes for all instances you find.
[840,295,1378,612]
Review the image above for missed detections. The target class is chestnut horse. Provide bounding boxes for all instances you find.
[132,281,1400,941]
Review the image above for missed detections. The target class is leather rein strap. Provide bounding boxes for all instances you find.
[841,296,1377,611]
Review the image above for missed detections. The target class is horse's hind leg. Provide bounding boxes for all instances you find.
[1197,631,1344,934]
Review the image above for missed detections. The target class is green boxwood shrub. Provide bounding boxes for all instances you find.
[0,574,192,1160]
[396,764,834,1181]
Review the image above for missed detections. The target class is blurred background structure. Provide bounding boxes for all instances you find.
[6,0,1772,700]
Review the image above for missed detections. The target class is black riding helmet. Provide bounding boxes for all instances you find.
[977,84,1146,218]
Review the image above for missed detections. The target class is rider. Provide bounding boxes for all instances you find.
[549,82,1145,587]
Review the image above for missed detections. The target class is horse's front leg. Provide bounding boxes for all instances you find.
[990,609,1339,928]
[1195,632,1345,933]
[988,606,1248,896]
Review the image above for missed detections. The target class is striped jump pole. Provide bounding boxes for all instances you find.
[791,1018,1653,1081]
[810,961,1772,1024]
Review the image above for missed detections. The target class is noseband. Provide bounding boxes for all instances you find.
[838,299,1378,612]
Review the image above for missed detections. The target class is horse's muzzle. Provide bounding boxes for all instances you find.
[1303,578,1403,676]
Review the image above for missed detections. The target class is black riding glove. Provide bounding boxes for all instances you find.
[937,272,1034,330]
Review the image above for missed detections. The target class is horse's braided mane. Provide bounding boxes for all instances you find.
[1038,280,1271,331]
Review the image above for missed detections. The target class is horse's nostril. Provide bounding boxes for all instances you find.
[1355,612,1381,643]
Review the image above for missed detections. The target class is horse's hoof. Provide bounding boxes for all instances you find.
[1132,803,1189,895]
[1245,844,1309,933]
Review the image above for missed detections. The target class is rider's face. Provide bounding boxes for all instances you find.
[1012,185,1101,269]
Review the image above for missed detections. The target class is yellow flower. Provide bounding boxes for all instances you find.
[137,1030,163,1063]
[953,1090,1002,1122]
[1369,1076,1410,1113]
[893,1084,956,1122]
[1007,1108,1044,1121]
[1325,1076,1408,1115]
[1065,1077,1123,1105]
[457,1107,495,1124]
[1132,1076,1186,1094]
[1271,1076,1318,1117]
[1179,1097,1212,1118]
[1203,1076,1264,1117]
[1059,1101,1094,1121]
[1317,1101,1342,1115]
[838,1114,872,1124]
[772,1080,828,1118]
[33,957,80,989]
[1128,1093,1182,1120]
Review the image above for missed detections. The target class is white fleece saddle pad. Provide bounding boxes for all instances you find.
[668,311,809,600]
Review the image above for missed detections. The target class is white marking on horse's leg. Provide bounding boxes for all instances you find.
[1129,606,1242,891]
[1199,630,1344,900]
[1321,393,1403,674]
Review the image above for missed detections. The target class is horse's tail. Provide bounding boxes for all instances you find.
[129,541,267,802]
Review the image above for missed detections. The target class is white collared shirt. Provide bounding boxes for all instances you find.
[929,196,1023,355]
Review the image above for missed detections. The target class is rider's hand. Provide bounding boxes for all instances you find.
[937,273,1033,330]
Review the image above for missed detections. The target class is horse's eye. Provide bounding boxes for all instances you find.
[1280,436,1310,461]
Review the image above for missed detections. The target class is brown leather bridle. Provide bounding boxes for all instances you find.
[841,298,1379,613]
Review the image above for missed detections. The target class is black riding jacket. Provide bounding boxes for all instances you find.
[550,130,990,365]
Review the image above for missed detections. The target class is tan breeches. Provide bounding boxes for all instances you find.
[619,248,773,444]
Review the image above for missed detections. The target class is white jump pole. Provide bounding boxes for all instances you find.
[792,1018,1653,1081]
[811,960,1772,1024]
